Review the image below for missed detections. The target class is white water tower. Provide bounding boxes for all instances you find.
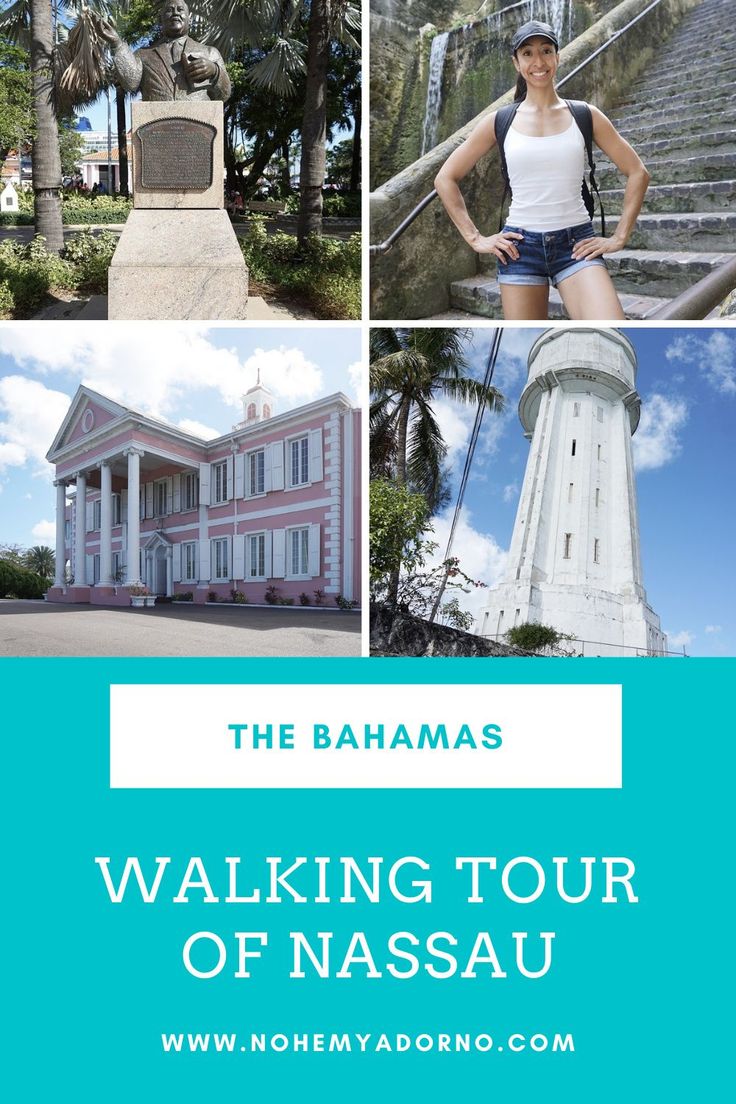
[478,328,666,656]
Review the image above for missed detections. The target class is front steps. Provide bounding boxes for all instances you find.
[449,0,736,319]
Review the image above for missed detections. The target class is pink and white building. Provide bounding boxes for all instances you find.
[45,381,361,606]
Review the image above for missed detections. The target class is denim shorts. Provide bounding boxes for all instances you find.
[496,221,606,286]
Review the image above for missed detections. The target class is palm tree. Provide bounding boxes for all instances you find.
[30,0,64,250]
[370,328,505,510]
[370,328,505,608]
[24,544,55,577]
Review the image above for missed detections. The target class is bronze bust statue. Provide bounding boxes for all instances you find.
[96,1,232,102]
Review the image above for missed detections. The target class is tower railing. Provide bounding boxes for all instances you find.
[480,633,688,657]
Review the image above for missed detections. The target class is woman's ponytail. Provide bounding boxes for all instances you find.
[514,74,527,101]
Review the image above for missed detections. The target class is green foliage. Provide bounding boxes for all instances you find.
[1,194,133,226]
[264,584,279,604]
[240,217,360,319]
[0,558,50,599]
[230,589,248,604]
[369,479,431,587]
[283,191,360,217]
[335,594,359,609]
[0,229,117,317]
[299,592,310,605]
[172,591,193,602]
[58,115,85,175]
[24,545,55,578]
[61,229,117,292]
[505,622,576,653]
[0,236,73,315]
[0,40,33,159]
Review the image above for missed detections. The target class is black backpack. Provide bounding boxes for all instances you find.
[493,98,606,236]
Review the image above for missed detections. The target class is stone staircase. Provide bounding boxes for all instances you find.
[449,0,736,319]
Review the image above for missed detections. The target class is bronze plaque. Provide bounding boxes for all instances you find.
[138,117,216,190]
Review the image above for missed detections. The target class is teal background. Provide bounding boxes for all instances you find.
[3,657,731,1101]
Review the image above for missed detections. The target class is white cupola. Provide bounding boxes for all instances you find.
[233,368,275,429]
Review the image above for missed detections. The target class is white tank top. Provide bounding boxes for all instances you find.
[505,119,590,232]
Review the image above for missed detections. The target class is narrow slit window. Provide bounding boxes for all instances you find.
[595,487,600,507]
[593,538,600,564]
[563,533,572,559]
[573,402,580,417]
[597,406,603,422]
[571,439,577,457]
[568,482,574,503]
[597,444,601,461]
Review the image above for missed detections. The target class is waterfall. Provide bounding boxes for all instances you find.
[421,32,449,156]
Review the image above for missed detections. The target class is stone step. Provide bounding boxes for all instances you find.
[448,275,669,320]
[597,212,736,252]
[597,152,736,189]
[619,130,736,163]
[604,249,734,297]
[600,179,736,215]
[615,107,736,145]
[631,65,731,98]
[610,81,736,125]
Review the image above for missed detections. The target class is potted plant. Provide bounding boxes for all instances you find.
[128,584,151,608]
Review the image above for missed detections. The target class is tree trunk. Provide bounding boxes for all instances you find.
[280,142,291,196]
[387,395,412,606]
[116,85,128,198]
[349,96,361,193]
[296,0,330,244]
[30,0,64,252]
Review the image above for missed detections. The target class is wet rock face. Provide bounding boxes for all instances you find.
[370,605,534,657]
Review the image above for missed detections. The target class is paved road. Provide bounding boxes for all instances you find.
[0,600,361,657]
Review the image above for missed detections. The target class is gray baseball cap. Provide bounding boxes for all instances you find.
[511,20,559,52]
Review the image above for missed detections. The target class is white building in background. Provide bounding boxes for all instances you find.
[478,328,667,657]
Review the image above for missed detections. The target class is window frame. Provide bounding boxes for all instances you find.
[247,448,266,498]
[288,434,310,488]
[212,536,229,580]
[212,460,229,505]
[247,531,267,580]
[182,541,197,582]
[287,525,310,578]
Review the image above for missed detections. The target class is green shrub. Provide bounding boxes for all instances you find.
[0,237,73,316]
[283,192,360,217]
[0,559,50,598]
[62,229,118,292]
[62,194,132,224]
[240,220,360,320]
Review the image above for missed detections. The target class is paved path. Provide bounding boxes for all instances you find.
[0,600,361,657]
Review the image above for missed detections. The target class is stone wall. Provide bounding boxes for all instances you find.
[371,604,534,656]
[370,0,704,319]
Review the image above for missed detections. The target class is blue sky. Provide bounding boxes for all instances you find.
[425,326,736,658]
[0,321,362,547]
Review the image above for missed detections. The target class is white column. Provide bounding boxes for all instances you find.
[99,460,112,586]
[124,448,144,585]
[73,471,87,586]
[166,549,173,597]
[54,480,67,587]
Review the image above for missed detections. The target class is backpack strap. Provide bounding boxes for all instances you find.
[494,101,521,233]
[565,99,606,237]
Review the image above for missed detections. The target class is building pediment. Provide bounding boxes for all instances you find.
[47,386,129,461]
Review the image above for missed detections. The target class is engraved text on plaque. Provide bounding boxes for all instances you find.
[138,118,216,190]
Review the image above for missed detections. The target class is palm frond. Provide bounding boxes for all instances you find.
[0,0,31,47]
[439,376,505,412]
[58,10,109,104]
[247,34,305,96]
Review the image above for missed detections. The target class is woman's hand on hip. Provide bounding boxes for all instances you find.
[571,233,626,260]
[471,230,524,263]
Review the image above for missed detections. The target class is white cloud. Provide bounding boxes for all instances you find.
[0,376,72,477]
[705,624,722,634]
[633,393,688,471]
[433,396,474,463]
[347,360,364,404]
[666,330,736,395]
[667,630,694,649]
[0,327,324,420]
[31,519,56,542]
[503,481,519,503]
[426,507,507,624]
[177,418,221,441]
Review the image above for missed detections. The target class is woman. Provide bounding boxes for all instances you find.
[434,20,650,320]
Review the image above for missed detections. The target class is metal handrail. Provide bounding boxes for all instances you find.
[650,255,736,319]
[370,0,666,256]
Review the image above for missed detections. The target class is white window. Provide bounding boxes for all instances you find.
[182,541,197,582]
[154,479,168,517]
[248,533,266,578]
[112,493,121,526]
[212,537,229,579]
[289,526,309,576]
[289,436,309,486]
[212,460,228,504]
[182,472,198,511]
[248,450,265,496]
[92,499,101,530]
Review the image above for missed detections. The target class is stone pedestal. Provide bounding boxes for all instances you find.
[108,101,248,320]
